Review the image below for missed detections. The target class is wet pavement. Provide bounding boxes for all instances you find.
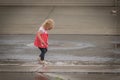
[0,34,120,80]
[1,72,120,80]
[0,34,119,64]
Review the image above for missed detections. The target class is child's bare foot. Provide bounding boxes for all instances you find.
[42,61,48,65]
[38,60,44,64]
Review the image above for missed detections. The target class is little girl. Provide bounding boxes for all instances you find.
[34,19,55,64]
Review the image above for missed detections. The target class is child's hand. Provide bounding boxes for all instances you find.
[41,41,47,46]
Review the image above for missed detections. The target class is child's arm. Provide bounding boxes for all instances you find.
[37,31,46,46]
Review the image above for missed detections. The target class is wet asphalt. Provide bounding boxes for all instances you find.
[0,34,120,80]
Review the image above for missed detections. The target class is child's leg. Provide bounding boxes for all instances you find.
[38,48,47,61]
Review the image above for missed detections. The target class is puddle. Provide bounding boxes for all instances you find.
[35,73,69,80]
[0,54,120,64]
[46,54,120,63]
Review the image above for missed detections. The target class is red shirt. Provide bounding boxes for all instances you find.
[34,27,48,48]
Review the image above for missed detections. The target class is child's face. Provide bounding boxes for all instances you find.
[45,26,52,30]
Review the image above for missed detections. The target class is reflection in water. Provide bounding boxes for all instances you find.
[35,73,48,80]
[34,73,65,80]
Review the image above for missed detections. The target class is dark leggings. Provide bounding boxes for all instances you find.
[38,48,47,61]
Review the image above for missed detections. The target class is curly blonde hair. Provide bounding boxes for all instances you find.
[42,19,55,30]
